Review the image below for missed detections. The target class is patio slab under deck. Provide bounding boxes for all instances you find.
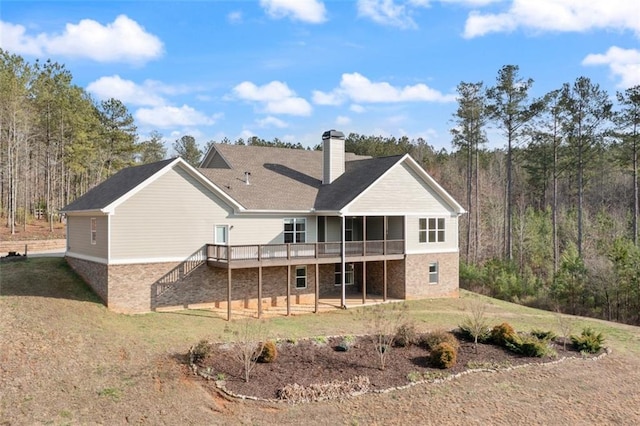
[203,294,404,319]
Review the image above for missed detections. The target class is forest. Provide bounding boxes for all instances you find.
[1,49,638,325]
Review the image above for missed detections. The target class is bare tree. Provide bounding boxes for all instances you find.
[460,298,490,353]
[225,319,267,383]
[361,303,408,370]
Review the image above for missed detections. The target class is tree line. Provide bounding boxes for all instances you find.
[1,51,638,324]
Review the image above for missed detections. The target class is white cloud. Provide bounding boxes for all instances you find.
[336,115,352,125]
[312,90,343,105]
[357,0,424,29]
[227,11,243,24]
[583,46,640,88]
[350,104,366,113]
[135,105,220,128]
[313,72,455,105]
[231,80,312,116]
[0,21,43,56]
[87,75,166,107]
[0,15,163,64]
[238,129,256,140]
[260,0,327,24]
[256,116,289,128]
[463,0,640,39]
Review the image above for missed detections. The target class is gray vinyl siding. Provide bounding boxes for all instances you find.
[110,166,233,261]
[346,162,452,215]
[110,165,319,262]
[66,215,108,260]
[405,215,458,253]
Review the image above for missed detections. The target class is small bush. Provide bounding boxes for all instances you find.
[258,340,278,363]
[458,321,491,343]
[571,327,605,354]
[430,342,457,369]
[335,335,355,352]
[395,322,418,347]
[505,334,556,358]
[530,329,558,341]
[420,330,460,351]
[190,340,212,364]
[312,336,328,345]
[490,322,518,347]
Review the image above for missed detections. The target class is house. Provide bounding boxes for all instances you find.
[61,130,465,317]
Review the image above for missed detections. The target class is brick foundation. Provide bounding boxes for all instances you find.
[65,256,108,303]
[66,254,459,314]
[405,252,459,298]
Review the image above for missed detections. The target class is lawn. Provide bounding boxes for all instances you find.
[1,257,639,425]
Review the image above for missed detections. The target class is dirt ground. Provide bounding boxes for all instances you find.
[0,220,66,241]
[197,335,585,401]
[1,257,640,425]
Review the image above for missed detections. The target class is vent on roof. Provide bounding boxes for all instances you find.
[244,171,251,185]
[322,129,345,185]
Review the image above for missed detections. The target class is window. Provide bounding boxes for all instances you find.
[284,218,306,243]
[429,262,439,284]
[420,218,445,243]
[334,263,354,286]
[90,218,97,245]
[295,266,307,289]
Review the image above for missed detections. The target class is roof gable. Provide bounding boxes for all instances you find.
[314,155,404,211]
[61,158,176,213]
[61,157,243,214]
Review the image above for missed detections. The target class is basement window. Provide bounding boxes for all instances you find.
[295,266,307,289]
[334,263,354,286]
[429,262,439,284]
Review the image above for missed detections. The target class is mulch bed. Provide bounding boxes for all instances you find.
[194,334,583,401]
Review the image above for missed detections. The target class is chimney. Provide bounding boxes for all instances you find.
[322,129,345,185]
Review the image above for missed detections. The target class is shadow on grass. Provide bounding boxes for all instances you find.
[0,257,102,303]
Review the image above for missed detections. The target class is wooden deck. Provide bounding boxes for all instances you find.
[206,240,404,268]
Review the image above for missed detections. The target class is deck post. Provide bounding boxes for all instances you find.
[383,259,388,302]
[227,267,232,321]
[286,265,291,316]
[341,215,346,309]
[258,266,263,319]
[362,261,367,305]
[314,264,319,313]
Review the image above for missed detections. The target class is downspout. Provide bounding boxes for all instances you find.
[341,213,346,309]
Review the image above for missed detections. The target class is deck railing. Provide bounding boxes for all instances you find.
[206,240,404,263]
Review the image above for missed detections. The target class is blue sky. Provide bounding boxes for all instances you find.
[2,0,639,152]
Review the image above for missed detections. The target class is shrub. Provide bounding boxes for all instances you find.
[490,322,518,347]
[458,320,491,344]
[571,327,605,354]
[420,330,460,351]
[530,329,558,341]
[258,340,278,363]
[430,342,457,369]
[505,334,556,358]
[190,340,212,364]
[395,322,418,347]
[335,335,355,352]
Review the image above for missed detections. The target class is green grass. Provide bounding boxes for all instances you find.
[2,257,639,355]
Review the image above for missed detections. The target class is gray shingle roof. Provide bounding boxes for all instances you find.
[60,158,176,212]
[61,145,416,214]
[314,155,404,210]
[197,144,398,211]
